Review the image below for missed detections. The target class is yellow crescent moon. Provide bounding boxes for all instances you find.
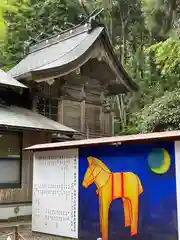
[151,149,171,174]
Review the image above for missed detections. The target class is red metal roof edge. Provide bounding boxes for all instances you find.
[24,130,180,151]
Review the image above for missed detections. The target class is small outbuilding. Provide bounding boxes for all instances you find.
[0,69,76,220]
[26,130,180,240]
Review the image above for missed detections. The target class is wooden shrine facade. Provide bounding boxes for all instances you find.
[9,17,138,139]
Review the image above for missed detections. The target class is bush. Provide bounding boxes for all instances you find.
[136,89,180,133]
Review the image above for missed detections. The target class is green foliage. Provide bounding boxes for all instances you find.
[2,0,180,135]
[1,0,82,69]
[147,38,180,77]
[136,89,180,133]
[0,0,27,42]
[127,0,180,134]
[141,0,180,38]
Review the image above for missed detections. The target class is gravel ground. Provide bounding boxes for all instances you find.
[0,222,72,240]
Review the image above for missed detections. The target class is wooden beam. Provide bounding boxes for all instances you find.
[100,91,105,134]
[58,96,64,123]
[31,88,37,112]
[32,97,37,112]
[111,111,115,136]
[57,82,66,123]
[80,84,86,133]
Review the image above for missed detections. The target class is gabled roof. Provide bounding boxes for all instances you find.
[9,19,137,93]
[9,24,102,79]
[0,69,27,89]
[0,105,76,134]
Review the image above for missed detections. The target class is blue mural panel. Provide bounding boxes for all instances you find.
[79,142,178,240]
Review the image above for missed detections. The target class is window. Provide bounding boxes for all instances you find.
[37,97,58,121]
[0,132,22,189]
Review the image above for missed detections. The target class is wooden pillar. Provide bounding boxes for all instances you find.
[103,100,112,136]
[14,225,19,240]
[57,83,65,123]
[30,84,38,113]
[111,111,115,136]
[104,111,110,135]
[80,84,86,133]
[58,96,64,123]
[100,91,105,134]
[32,96,37,112]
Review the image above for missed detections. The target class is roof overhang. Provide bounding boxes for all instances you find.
[25,130,180,151]
[8,26,103,80]
[0,105,76,134]
[101,31,138,92]
[8,22,138,94]
[0,69,27,89]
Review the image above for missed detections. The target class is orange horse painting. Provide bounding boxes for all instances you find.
[82,156,143,240]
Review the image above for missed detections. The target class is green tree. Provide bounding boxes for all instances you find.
[0,0,27,42]
[1,0,82,69]
[133,1,180,133]
[3,0,180,134]
[136,89,180,132]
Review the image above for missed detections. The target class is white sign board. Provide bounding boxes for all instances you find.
[175,141,180,238]
[32,148,78,238]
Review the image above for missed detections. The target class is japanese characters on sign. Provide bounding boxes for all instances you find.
[32,149,78,238]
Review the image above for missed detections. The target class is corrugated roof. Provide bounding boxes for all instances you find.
[25,130,180,151]
[0,69,27,89]
[0,105,76,133]
[8,26,103,78]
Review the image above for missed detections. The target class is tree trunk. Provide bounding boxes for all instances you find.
[121,22,126,65]
[139,31,144,79]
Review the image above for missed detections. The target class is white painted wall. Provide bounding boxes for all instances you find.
[0,203,32,220]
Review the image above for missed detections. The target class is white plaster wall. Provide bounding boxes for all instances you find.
[0,203,32,220]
